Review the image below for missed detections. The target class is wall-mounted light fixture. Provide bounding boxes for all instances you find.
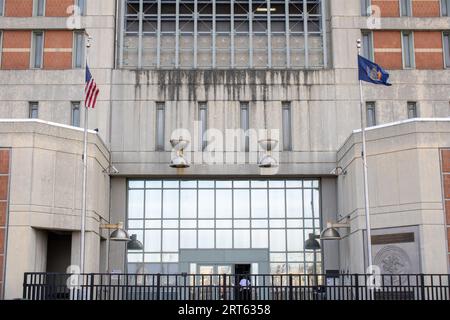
[305,233,321,250]
[320,221,351,240]
[127,234,144,250]
[170,138,190,168]
[258,139,279,168]
[330,166,347,176]
[100,221,131,273]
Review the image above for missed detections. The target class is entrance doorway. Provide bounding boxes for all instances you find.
[46,231,71,273]
[195,264,254,300]
[45,231,72,299]
[235,264,251,300]
[234,264,251,276]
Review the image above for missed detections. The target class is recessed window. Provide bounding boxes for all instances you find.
[199,102,208,151]
[71,102,81,127]
[240,102,249,152]
[155,102,165,151]
[402,32,415,69]
[0,0,4,16]
[361,0,371,16]
[400,0,412,16]
[282,102,292,151]
[407,102,417,119]
[76,0,86,16]
[29,102,39,119]
[444,32,450,68]
[73,32,84,68]
[362,31,374,60]
[442,0,449,16]
[366,102,376,127]
[31,31,44,69]
[33,0,45,16]
[121,0,325,69]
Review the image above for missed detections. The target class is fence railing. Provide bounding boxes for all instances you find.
[23,273,450,301]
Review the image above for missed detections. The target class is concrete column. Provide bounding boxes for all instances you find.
[71,231,101,273]
[321,178,340,273]
[5,227,46,299]
[108,178,127,272]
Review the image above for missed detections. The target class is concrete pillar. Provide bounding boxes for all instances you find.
[321,178,340,273]
[4,227,47,299]
[109,178,127,272]
[71,231,101,274]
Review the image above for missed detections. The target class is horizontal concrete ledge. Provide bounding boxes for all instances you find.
[338,118,450,158]
[331,16,450,30]
[0,16,114,30]
[112,162,338,177]
[352,118,450,134]
[0,118,98,134]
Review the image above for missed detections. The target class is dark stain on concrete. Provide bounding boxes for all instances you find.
[129,69,327,103]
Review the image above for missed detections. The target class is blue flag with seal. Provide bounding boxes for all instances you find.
[358,55,392,86]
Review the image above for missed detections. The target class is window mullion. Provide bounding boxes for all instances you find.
[267,0,272,68]
[138,0,143,69]
[285,0,290,68]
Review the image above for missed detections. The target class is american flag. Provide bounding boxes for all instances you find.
[85,64,99,108]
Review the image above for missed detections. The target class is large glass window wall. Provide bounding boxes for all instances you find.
[127,179,322,275]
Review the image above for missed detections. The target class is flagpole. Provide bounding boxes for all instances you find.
[80,34,92,276]
[357,39,373,270]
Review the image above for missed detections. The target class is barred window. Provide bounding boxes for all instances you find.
[120,0,326,69]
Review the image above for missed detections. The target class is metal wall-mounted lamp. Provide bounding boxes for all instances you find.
[170,138,190,168]
[304,233,321,281]
[127,234,144,250]
[258,139,279,168]
[103,165,119,175]
[100,221,130,273]
[102,222,129,241]
[305,233,321,250]
[330,166,347,176]
[320,221,351,240]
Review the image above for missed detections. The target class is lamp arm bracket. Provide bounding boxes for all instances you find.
[100,223,121,229]
[332,223,350,228]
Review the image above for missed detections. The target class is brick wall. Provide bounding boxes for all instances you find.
[44,31,73,69]
[442,149,450,271]
[373,31,403,69]
[4,0,33,17]
[369,0,441,17]
[45,0,75,17]
[1,31,76,70]
[1,31,31,70]
[414,31,444,69]
[372,0,400,17]
[0,149,10,299]
[412,0,441,17]
[4,0,75,17]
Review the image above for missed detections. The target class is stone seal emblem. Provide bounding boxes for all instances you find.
[374,245,412,275]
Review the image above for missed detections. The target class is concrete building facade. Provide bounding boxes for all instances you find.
[0,0,449,299]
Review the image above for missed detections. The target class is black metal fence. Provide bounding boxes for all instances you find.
[23,273,450,301]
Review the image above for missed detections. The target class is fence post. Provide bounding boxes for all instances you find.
[354,274,359,301]
[420,273,425,300]
[156,273,161,301]
[447,274,450,301]
[289,275,293,300]
[89,274,95,300]
[222,274,227,301]
[22,273,28,300]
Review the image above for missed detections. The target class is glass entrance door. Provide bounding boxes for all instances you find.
[197,265,233,299]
